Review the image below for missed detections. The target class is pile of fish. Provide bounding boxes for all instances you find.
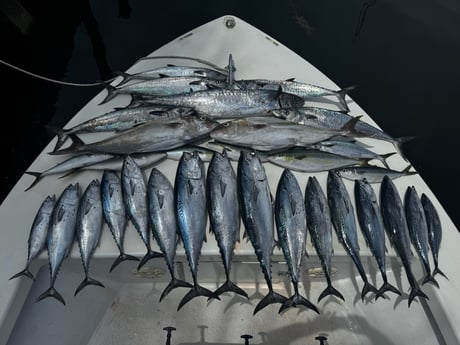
[12,55,446,313]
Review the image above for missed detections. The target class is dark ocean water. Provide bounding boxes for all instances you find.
[1,0,459,229]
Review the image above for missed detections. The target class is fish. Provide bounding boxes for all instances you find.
[326,171,378,300]
[207,150,248,299]
[175,151,219,309]
[233,79,356,112]
[115,64,228,87]
[49,105,189,152]
[380,176,429,306]
[100,76,211,104]
[121,155,162,269]
[305,176,345,302]
[336,164,416,183]
[210,116,362,152]
[36,183,81,305]
[306,140,395,169]
[354,179,401,299]
[237,150,287,314]
[75,180,105,295]
[10,194,56,281]
[142,88,305,118]
[101,170,139,272]
[267,148,368,173]
[147,168,192,301]
[275,169,319,314]
[421,194,447,279]
[404,186,439,288]
[272,107,414,160]
[24,153,115,191]
[50,115,219,156]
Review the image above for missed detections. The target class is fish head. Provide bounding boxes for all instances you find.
[180,151,204,180]
[191,115,221,133]
[210,120,241,140]
[239,150,266,181]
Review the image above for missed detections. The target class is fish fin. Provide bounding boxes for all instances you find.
[160,277,193,302]
[422,274,439,288]
[109,253,139,273]
[278,292,319,314]
[57,205,65,222]
[408,283,429,307]
[393,137,416,162]
[340,115,364,137]
[272,240,281,252]
[58,169,80,179]
[48,134,85,155]
[137,250,163,270]
[375,281,401,300]
[401,164,417,176]
[284,78,296,82]
[156,191,165,209]
[433,267,448,280]
[219,179,227,197]
[335,85,358,113]
[177,284,220,310]
[114,71,133,87]
[212,279,249,299]
[318,284,345,302]
[45,125,68,152]
[24,171,43,192]
[130,180,136,196]
[9,267,35,281]
[158,73,169,78]
[379,152,397,169]
[98,82,118,105]
[74,276,105,296]
[254,290,287,315]
[36,286,66,305]
[360,281,378,301]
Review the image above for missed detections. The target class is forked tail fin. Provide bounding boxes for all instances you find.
[422,273,439,289]
[137,249,163,270]
[408,283,429,307]
[213,279,249,299]
[98,82,118,105]
[392,136,416,162]
[177,284,220,311]
[9,267,35,281]
[360,281,378,301]
[24,172,43,192]
[74,276,105,296]
[375,281,401,300]
[253,290,287,315]
[160,277,192,302]
[318,283,345,302]
[336,85,358,112]
[45,125,68,152]
[48,134,85,155]
[36,286,66,305]
[109,253,139,273]
[114,71,134,87]
[278,292,319,314]
[433,266,448,280]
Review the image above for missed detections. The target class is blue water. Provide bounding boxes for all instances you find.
[1,0,459,229]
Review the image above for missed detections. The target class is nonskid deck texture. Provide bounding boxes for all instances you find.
[1,15,460,345]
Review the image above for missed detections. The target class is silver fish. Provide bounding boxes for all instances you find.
[211,116,361,152]
[115,64,228,87]
[275,169,319,314]
[101,76,211,104]
[147,168,192,301]
[143,88,304,118]
[305,176,344,302]
[121,155,162,269]
[101,170,139,273]
[238,151,287,314]
[354,179,401,299]
[51,115,219,156]
[75,180,105,295]
[36,183,81,305]
[272,107,414,160]
[336,164,417,183]
[380,176,428,306]
[81,152,167,172]
[50,105,189,152]
[24,153,115,191]
[404,186,438,287]
[327,171,377,300]
[175,151,219,309]
[421,194,447,279]
[267,148,367,173]
[10,194,56,281]
[207,151,248,299]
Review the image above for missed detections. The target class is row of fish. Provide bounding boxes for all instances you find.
[12,149,445,313]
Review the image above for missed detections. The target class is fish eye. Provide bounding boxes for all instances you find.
[223,122,230,127]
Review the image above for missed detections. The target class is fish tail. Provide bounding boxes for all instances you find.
[24,171,43,192]
[393,136,416,162]
[45,125,69,152]
[114,71,133,87]
[422,273,440,288]
[336,85,358,112]
[375,281,401,300]
[318,283,345,302]
[408,283,429,307]
[137,249,163,270]
[160,276,192,302]
[380,152,397,169]
[109,253,140,273]
[279,292,320,314]
[48,134,85,155]
[433,266,448,280]
[177,284,220,311]
[74,276,105,296]
[213,279,249,299]
[36,286,66,305]
[9,267,35,281]
[98,82,118,105]
[254,290,288,315]
[360,280,378,301]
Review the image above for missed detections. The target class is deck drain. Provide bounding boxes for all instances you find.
[224,16,236,29]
